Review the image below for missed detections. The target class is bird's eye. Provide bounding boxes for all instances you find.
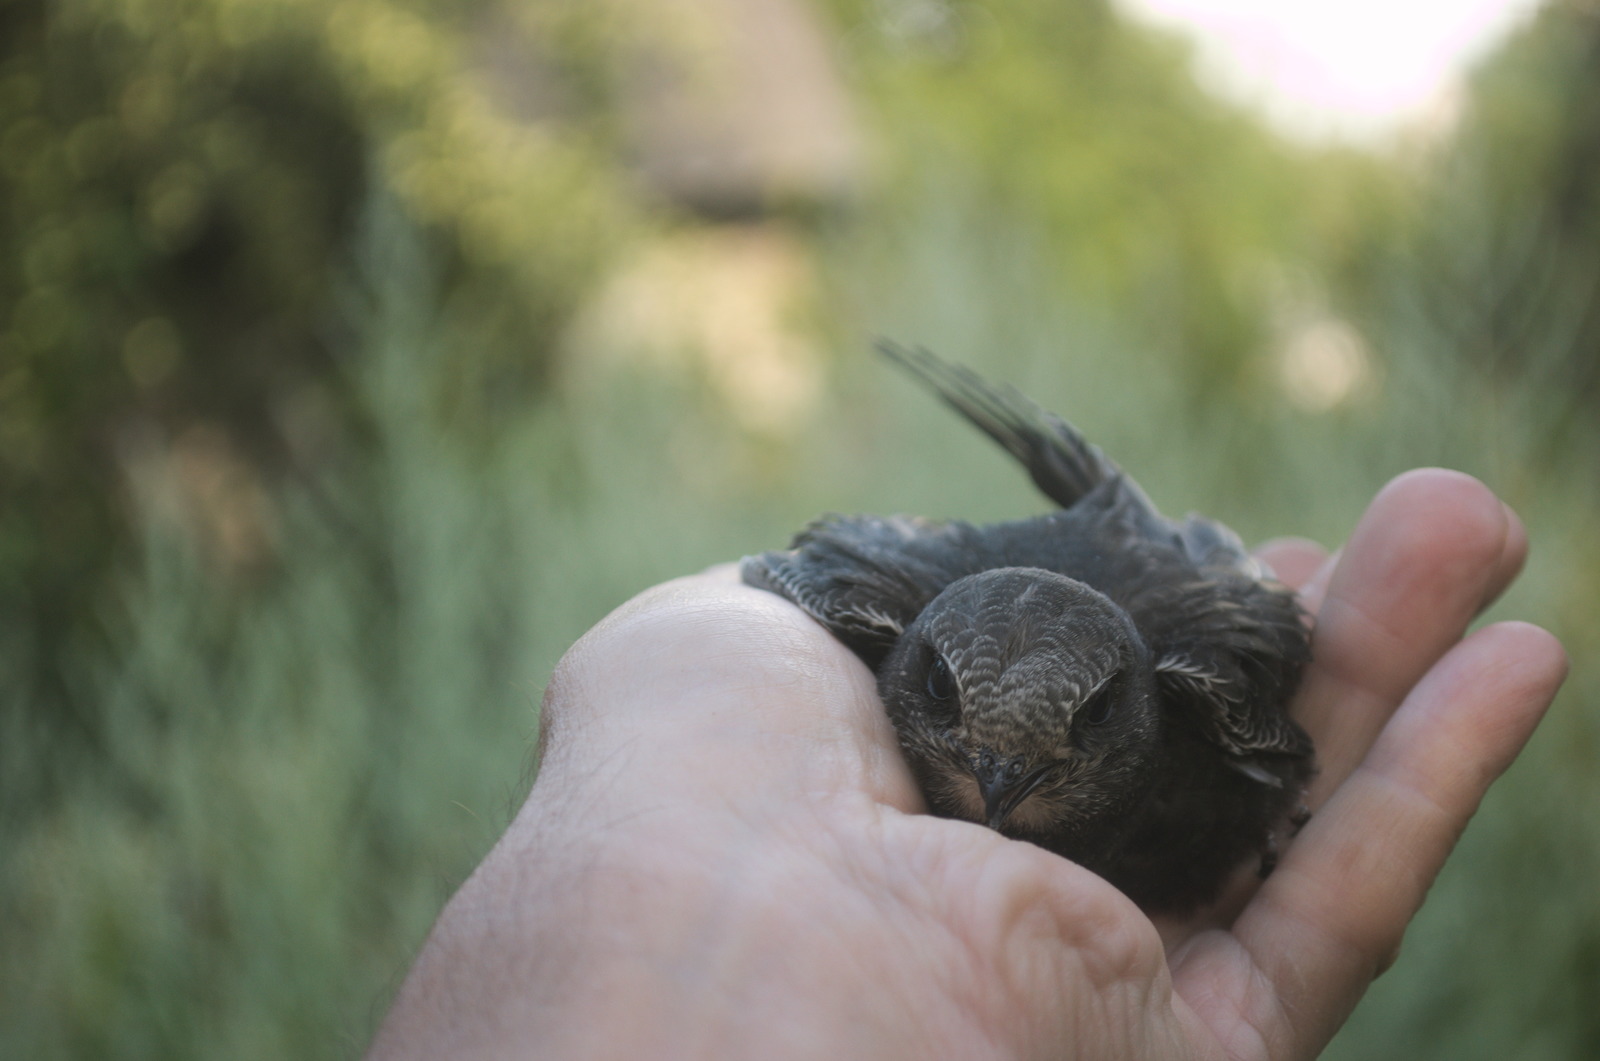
[1082,688,1116,726]
[926,654,956,703]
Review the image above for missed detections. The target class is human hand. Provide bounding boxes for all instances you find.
[368,470,1565,1061]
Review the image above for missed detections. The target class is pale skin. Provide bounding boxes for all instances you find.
[368,469,1567,1061]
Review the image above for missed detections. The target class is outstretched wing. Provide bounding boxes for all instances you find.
[741,514,990,668]
[1143,573,1313,769]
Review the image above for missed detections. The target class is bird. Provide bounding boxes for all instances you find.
[741,342,1314,914]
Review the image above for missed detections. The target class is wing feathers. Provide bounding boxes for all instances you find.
[741,515,986,667]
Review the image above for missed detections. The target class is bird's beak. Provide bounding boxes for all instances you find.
[973,751,1048,831]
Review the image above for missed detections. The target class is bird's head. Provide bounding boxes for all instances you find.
[878,568,1162,849]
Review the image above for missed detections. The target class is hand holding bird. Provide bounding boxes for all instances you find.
[371,469,1563,1061]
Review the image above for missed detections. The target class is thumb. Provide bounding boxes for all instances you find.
[538,571,920,811]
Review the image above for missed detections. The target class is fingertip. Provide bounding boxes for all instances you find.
[1294,547,1341,617]
[1480,503,1530,610]
[1501,502,1529,564]
[1365,470,1510,563]
[1328,468,1512,620]
[1470,620,1569,704]
[1255,536,1329,590]
[1455,621,1567,779]
[1377,466,1496,500]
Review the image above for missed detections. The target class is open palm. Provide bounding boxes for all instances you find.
[370,470,1564,1061]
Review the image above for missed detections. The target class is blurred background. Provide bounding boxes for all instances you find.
[2,0,1597,1056]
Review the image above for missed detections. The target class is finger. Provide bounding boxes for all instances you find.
[1292,470,1517,805]
[1208,621,1565,1059]
[1479,501,1528,611]
[1296,501,1523,628]
[1291,547,1340,618]
[1254,537,1329,591]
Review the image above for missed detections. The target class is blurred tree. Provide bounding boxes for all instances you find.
[1312,6,1600,1057]
[1344,0,1600,465]
[0,0,632,764]
[818,0,1367,395]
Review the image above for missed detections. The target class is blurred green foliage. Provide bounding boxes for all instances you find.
[0,0,631,753]
[1313,5,1600,1056]
[2,0,1598,1058]
[821,0,1403,394]
[1340,0,1600,466]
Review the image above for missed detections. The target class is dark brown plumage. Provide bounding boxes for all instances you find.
[741,343,1314,914]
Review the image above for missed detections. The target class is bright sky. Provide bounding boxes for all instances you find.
[1118,0,1546,140]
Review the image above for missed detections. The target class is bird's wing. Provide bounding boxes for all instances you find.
[741,514,988,668]
[1144,574,1313,766]
[878,341,1168,534]
[1174,513,1271,582]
